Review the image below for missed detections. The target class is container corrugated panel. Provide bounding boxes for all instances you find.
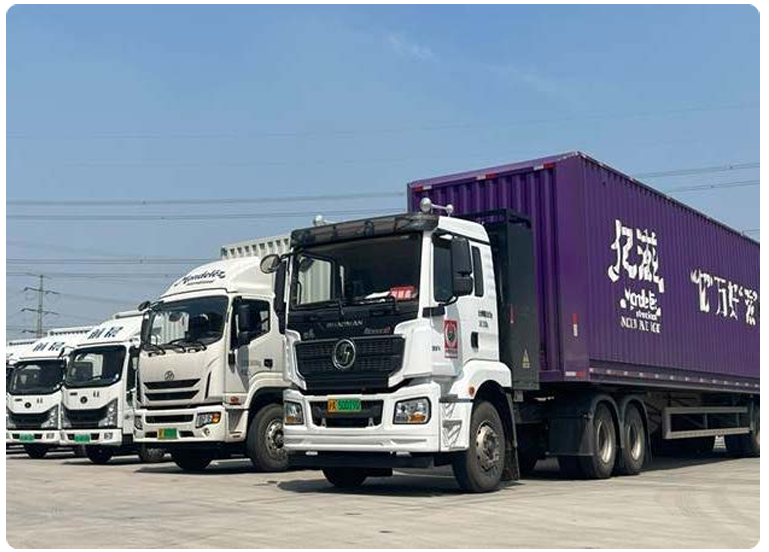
[408,152,759,392]
[220,234,290,259]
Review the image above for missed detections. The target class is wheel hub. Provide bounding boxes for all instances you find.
[475,422,500,472]
[596,419,613,464]
[265,420,286,458]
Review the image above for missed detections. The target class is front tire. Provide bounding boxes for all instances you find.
[138,445,166,463]
[246,404,289,472]
[171,450,214,472]
[23,444,48,459]
[322,467,368,489]
[452,401,505,493]
[86,446,114,465]
[617,403,646,475]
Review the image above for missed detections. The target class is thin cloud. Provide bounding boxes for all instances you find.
[387,33,436,62]
[486,63,564,99]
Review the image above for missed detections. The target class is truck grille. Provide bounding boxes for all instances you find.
[63,405,109,428]
[295,336,405,393]
[144,379,199,390]
[143,390,198,401]
[310,400,384,428]
[142,378,200,404]
[145,414,194,424]
[8,412,48,429]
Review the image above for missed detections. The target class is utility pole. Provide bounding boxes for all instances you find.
[21,274,59,337]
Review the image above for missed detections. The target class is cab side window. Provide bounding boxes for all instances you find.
[240,300,271,338]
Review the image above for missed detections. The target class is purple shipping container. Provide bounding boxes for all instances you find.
[408,152,759,394]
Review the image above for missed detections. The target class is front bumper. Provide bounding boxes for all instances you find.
[283,382,443,455]
[6,429,61,445]
[60,429,124,447]
[133,405,229,445]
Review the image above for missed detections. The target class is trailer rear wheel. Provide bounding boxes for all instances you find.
[171,450,214,471]
[558,404,617,479]
[23,444,48,459]
[86,446,114,465]
[247,404,289,472]
[322,467,368,489]
[617,403,646,475]
[726,404,759,458]
[452,401,505,493]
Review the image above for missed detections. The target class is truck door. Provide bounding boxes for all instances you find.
[227,299,280,394]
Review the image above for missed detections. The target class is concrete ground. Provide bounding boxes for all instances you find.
[6,445,759,548]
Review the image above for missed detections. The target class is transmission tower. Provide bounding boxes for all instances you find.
[20,274,59,337]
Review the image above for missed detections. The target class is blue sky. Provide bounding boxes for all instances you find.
[6,5,759,336]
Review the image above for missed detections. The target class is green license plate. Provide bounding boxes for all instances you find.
[73,434,91,443]
[158,428,178,440]
[328,398,361,413]
[19,434,35,442]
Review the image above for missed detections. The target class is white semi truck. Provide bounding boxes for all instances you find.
[59,311,165,464]
[133,235,291,471]
[6,327,93,458]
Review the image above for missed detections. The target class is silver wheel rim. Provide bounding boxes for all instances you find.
[265,419,285,459]
[628,420,643,460]
[596,419,614,464]
[475,422,501,472]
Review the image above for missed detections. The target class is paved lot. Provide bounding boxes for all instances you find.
[6,446,759,548]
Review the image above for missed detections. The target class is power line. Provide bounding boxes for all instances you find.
[7,258,213,265]
[7,271,176,279]
[663,179,760,194]
[6,102,757,140]
[635,162,759,179]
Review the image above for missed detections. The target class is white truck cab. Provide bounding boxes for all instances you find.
[6,339,37,390]
[60,311,165,464]
[6,327,92,459]
[134,238,291,472]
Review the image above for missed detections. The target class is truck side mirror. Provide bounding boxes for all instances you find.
[140,315,151,348]
[451,237,474,297]
[260,254,282,274]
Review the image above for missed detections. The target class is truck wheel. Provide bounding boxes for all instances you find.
[86,446,114,465]
[559,404,617,479]
[138,445,166,463]
[23,444,48,459]
[247,404,289,472]
[617,403,646,476]
[171,450,214,472]
[726,404,760,458]
[452,401,505,493]
[322,467,368,489]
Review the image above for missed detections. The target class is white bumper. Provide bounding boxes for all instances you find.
[283,382,448,454]
[60,429,125,447]
[6,430,61,446]
[133,405,231,445]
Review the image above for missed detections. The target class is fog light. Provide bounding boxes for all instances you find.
[284,402,304,425]
[134,416,143,430]
[104,432,113,440]
[46,433,55,439]
[195,412,221,428]
[203,427,210,436]
[394,398,431,424]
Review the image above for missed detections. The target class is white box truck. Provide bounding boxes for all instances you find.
[59,311,165,464]
[133,235,291,471]
[6,327,92,458]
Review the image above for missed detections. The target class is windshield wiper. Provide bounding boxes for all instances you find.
[141,342,166,355]
[166,338,208,351]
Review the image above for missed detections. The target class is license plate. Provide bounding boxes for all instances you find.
[327,398,361,413]
[157,428,178,440]
[19,434,35,442]
[73,434,91,443]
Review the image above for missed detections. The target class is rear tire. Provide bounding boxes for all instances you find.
[322,467,368,489]
[138,445,166,463]
[171,450,214,472]
[86,446,114,465]
[247,404,289,472]
[23,444,48,459]
[558,404,617,479]
[617,403,646,476]
[452,401,505,493]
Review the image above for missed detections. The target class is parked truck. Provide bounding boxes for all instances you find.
[59,311,166,464]
[6,327,93,459]
[264,151,759,492]
[133,235,291,471]
[6,338,37,389]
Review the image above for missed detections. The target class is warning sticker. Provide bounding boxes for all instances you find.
[444,320,459,359]
[522,349,531,369]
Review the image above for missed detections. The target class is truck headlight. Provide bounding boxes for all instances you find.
[41,405,59,429]
[284,401,304,425]
[394,398,430,424]
[98,399,118,428]
[6,408,15,429]
[195,412,221,428]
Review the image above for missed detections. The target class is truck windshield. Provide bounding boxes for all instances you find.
[147,296,229,347]
[65,346,126,388]
[9,360,65,395]
[291,233,422,309]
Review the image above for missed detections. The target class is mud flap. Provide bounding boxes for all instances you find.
[502,393,520,482]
